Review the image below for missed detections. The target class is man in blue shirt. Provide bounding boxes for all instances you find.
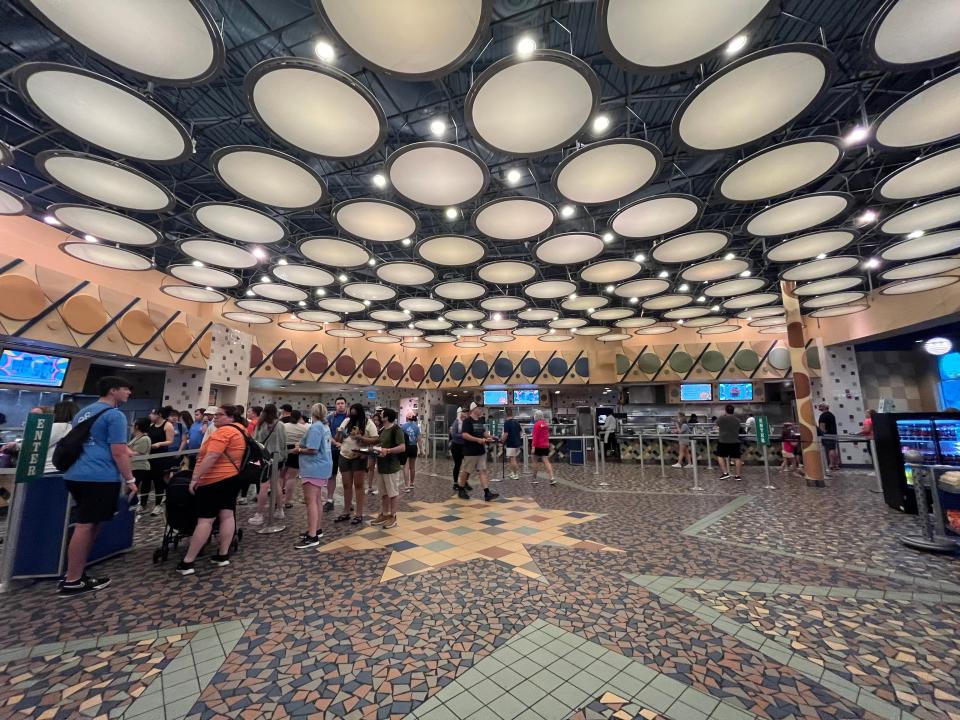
[60,376,137,598]
[500,409,523,480]
[326,397,349,513]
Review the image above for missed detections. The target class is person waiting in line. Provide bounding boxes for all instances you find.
[248,403,287,526]
[457,403,499,501]
[168,407,188,457]
[44,400,80,474]
[401,411,423,492]
[367,411,384,496]
[176,405,246,575]
[602,411,618,460]
[449,407,468,492]
[128,418,153,515]
[144,407,176,515]
[246,406,262,436]
[327,397,349,513]
[672,412,692,469]
[530,409,556,485]
[372,408,405,528]
[279,403,293,421]
[818,403,840,471]
[780,420,801,474]
[860,408,876,438]
[281,409,307,510]
[334,403,379,525]
[500,408,523,480]
[716,404,743,480]
[186,408,207,455]
[294,403,332,549]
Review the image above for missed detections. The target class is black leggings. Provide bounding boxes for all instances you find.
[451,443,464,484]
[139,466,168,508]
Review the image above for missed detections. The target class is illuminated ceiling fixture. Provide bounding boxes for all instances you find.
[907,229,925,240]
[678,283,689,292]
[602,232,614,243]
[858,209,878,224]
[924,337,952,356]
[592,114,610,134]
[725,34,749,55]
[560,204,575,219]
[629,297,638,304]
[191,259,203,267]
[43,215,61,225]
[843,125,869,145]
[251,247,267,260]
[372,173,387,188]
[658,270,669,278]
[246,289,254,296]
[277,258,287,265]
[863,257,880,269]
[739,270,751,277]
[516,35,536,57]
[711,305,721,312]
[430,118,446,137]
[338,273,348,282]
[260,275,271,283]
[445,207,458,220]
[84,233,98,243]
[314,39,335,62]
[816,253,827,260]
[634,253,645,262]
[401,237,412,246]
[506,168,522,184]
[316,288,326,296]
[724,252,735,260]
[697,296,706,303]
[605,285,615,293]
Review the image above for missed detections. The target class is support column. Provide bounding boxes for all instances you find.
[781,280,825,487]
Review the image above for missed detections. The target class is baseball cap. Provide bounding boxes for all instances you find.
[469,402,479,411]
[204,406,218,415]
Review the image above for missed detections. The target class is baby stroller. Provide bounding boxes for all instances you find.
[152,471,243,563]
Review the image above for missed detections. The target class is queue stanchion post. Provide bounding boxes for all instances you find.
[257,458,287,535]
[704,433,712,469]
[869,437,883,493]
[761,442,775,489]
[690,436,703,492]
[638,429,644,472]
[0,480,26,593]
[596,435,603,478]
[658,432,666,478]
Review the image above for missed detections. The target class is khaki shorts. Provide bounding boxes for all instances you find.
[505,447,520,458]
[461,454,487,475]
[378,471,401,498]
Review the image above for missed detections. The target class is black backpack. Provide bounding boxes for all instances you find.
[52,408,111,472]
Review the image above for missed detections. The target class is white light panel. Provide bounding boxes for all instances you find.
[553,139,660,205]
[652,230,729,263]
[616,317,658,328]
[879,194,960,235]
[327,328,364,337]
[271,264,335,287]
[414,318,453,331]
[716,136,842,202]
[876,145,960,200]
[539,333,574,342]
[642,294,692,310]
[681,258,749,282]
[252,283,308,302]
[482,319,519,330]
[162,285,225,303]
[865,0,960,70]
[480,296,528,311]
[562,295,609,311]
[297,310,342,323]
[721,292,780,309]
[193,202,285,244]
[213,146,325,209]
[38,150,174,211]
[879,257,960,281]
[367,335,400,344]
[609,194,700,238]
[614,278,670,298]
[549,317,588,329]
[51,204,160,246]
[684,315,728,327]
[793,276,862,296]
[525,280,577,299]
[781,256,860,282]
[880,276,960,295]
[61,242,151,270]
[535,232,605,265]
[387,142,488,207]
[168,264,239,288]
[236,299,286,314]
[766,229,855,263]
[590,307,635,321]
[518,308,558,321]
[434,281,486,300]
[416,234,486,266]
[703,277,767,296]
[873,68,960,149]
[808,303,869,317]
[334,198,417,242]
[0,188,28,216]
[343,282,397,301]
[180,239,257,268]
[347,320,386,331]
[472,197,555,241]
[580,259,642,284]
[635,325,677,335]
[299,236,371,268]
[376,262,436,286]
[399,297,445,312]
[698,324,741,335]
[802,291,867,309]
[444,309,485,322]
[223,311,272,324]
[881,229,960,261]
[663,307,710,319]
[478,261,537,284]
[745,192,852,237]
[513,327,547,336]
[371,310,411,323]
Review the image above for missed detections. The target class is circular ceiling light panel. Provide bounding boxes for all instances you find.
[315,0,490,80]
[614,278,671,298]
[13,62,192,163]
[347,320,386,331]
[297,310,342,323]
[454,341,485,348]
[472,197,556,241]
[552,139,661,205]
[597,0,775,73]
[168,264,239,288]
[745,192,853,237]
[482,318,519,330]
[49,204,160,246]
[481,334,515,343]
[549,317,588,329]
[698,324,741,335]
[721,292,780,309]
[715,136,843,202]
[802,291,867,309]
[416,234,486,266]
[245,57,385,161]
[367,335,400,344]
[399,297,445,312]
[736,306,784,319]
[663,307,710,319]
[758,325,788,334]
[391,327,425,337]
[386,142,488,207]
[573,326,610,336]
[580,259,642,284]
[703,277,767,296]
[327,328,364,338]
[299,236,371,268]
[597,333,632,342]
[879,194,960,235]
[271,264,335,287]
[609,193,701,238]
[864,0,960,71]
[452,327,485,337]
[535,232,605,265]
[781,256,861,282]
[192,202,285,245]
[425,334,457,343]
[765,229,856,263]
[808,303,869,318]
[751,317,785,327]
[223,311,272,325]
[635,324,677,335]
[371,309,412,323]
[318,297,365,313]
[518,308,556,321]
[404,340,434,348]
[480,296,527,312]
[212,146,326,209]
[616,316,658,328]
[540,333,575,342]
[281,321,323,332]
[414,318,453,331]
[179,239,257,269]
[881,275,960,295]
[562,295,609,311]
[465,49,600,156]
[60,242,151,271]
[162,285,225,303]
[236,299,286,314]
[590,307,635,321]
[642,294,692,310]
[652,230,729,264]
[20,0,223,85]
[0,187,24,216]
[876,145,960,201]
[794,276,863,296]
[434,281,486,300]
[673,44,835,152]
[343,282,397,301]
[873,67,960,150]
[36,150,174,211]
[681,258,749,282]
[880,257,960,281]
[684,315,729,328]
[513,327,548,336]
[445,309,485,322]
[880,228,960,261]
[252,283,308,302]
[333,198,418,243]
[525,280,578,299]
[376,262,436,286]
[478,261,537,285]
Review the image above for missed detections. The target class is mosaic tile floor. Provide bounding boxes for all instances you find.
[1,457,958,719]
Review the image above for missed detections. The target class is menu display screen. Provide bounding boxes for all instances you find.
[482,390,509,405]
[513,389,540,405]
[0,349,70,387]
[718,382,753,401]
[680,383,712,401]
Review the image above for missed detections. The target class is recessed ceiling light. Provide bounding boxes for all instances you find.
[84,234,98,243]
[592,114,610,134]
[314,39,335,62]
[815,252,827,260]
[246,289,255,296]
[739,270,751,277]
[863,257,880,269]
[338,273,348,282]
[549,327,556,334]
[260,275,270,283]
[924,337,952,356]
[363,299,371,306]
[191,259,203,267]
[711,305,720,312]
[697,295,706,303]
[725,34,749,55]
[506,168,522,184]
[43,215,61,226]
[401,237,412,246]
[658,270,669,278]
[124,363,136,367]
[907,230,925,240]
[372,173,387,188]
[445,207,458,220]
[560,205,575,218]
[554,390,560,394]
[633,253,645,262]
[205,286,213,291]
[629,297,638,304]
[316,288,326,296]
[677,318,685,325]
[467,323,474,329]
[492,312,503,321]
[516,35,536,57]
[568,293,577,300]
[251,247,267,260]
[605,285,615,293]
[368,258,376,266]
[858,209,878,225]
[298,300,306,306]
[277,258,287,265]
[843,125,869,146]
[430,118,446,137]
[678,283,689,292]
[724,252,735,260]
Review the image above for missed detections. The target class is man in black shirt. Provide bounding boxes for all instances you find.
[457,403,499,502]
[818,404,839,471]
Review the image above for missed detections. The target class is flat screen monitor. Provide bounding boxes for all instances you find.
[680,383,712,402]
[718,382,753,401]
[0,349,70,387]
[482,389,509,405]
[513,389,540,405]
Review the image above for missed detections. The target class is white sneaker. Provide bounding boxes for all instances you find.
[237,496,248,505]
[274,508,285,520]
[150,503,164,516]
[671,462,683,468]
[510,473,519,480]
[248,513,264,526]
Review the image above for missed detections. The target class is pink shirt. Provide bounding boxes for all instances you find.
[532,420,549,448]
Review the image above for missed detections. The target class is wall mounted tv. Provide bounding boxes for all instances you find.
[482,389,509,405]
[680,383,712,402]
[0,349,70,387]
[513,388,540,405]
[718,382,753,401]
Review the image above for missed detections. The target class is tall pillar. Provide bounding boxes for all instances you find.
[780,280,825,487]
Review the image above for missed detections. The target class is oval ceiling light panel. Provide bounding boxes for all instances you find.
[808,303,869,318]
[327,328,364,337]
[609,193,701,238]
[236,299,287,314]
[36,150,174,211]
[765,229,856,263]
[61,242,151,271]
[162,285,226,303]
[698,324,741,335]
[391,327,425,337]
[552,139,661,205]
[246,57,385,160]
[562,295,609,311]
[590,307,635,321]
[482,318,519,330]
[525,280,577,299]
[0,188,29,216]
[652,230,729,264]
[387,142,488,207]
[540,333,575,342]
[252,283,309,302]
[212,146,326,209]
[281,321,323,332]
[271,264,335,287]
[192,202,285,245]
[343,282,397,301]
[333,198,418,243]
[465,49,600,156]
[454,340,485,348]
[750,316,787,327]
[416,234,486,266]
[802,291,867,309]
[614,278,670,298]
[481,334,515,343]
[580,259,642,284]
[367,335,400,344]
[664,307,710,319]
[425,334,457,343]
[550,317,588,329]
[598,0,775,72]
[299,236,371,268]
[881,275,960,295]
[21,0,223,84]
[673,44,835,152]
[875,145,960,201]
[736,306,784,319]
[14,62,192,163]
[703,277,766,296]
[793,276,863,296]
[880,228,960,261]
[347,320,386,331]
[879,194,960,235]
[635,324,677,335]
[452,327,485,337]
[616,316,658,328]
[297,310,342,323]
[573,326,610,336]
[873,67,960,150]
[684,315,729,327]
[745,192,853,237]
[168,264,239,288]
[681,258,749,282]
[445,309,485,322]
[404,340,434,348]
[880,257,960,281]
[376,262,436,286]
[518,308,555,321]
[715,136,843,202]
[223,311,272,325]
[472,197,556,241]
[370,310,411,323]
[534,232,605,265]
[434,281,486,300]
[863,0,960,71]
[478,261,537,285]
[721,292,780,309]
[642,294,692,310]
[317,298,365,313]
[179,239,257,269]
[49,204,160,246]
[399,297,445,312]
[781,256,861,282]
[513,327,548,336]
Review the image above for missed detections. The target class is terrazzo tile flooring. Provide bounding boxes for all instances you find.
[0,457,957,719]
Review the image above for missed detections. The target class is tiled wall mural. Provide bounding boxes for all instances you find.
[812,344,869,464]
[858,350,936,414]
